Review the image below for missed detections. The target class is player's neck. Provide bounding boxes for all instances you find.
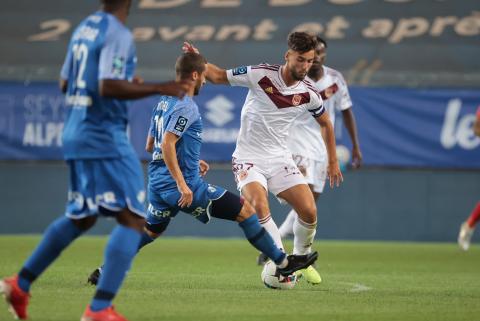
[280,65,300,87]
[102,6,128,24]
[308,65,324,82]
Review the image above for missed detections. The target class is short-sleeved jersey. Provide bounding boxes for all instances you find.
[226,64,325,161]
[60,11,137,160]
[288,66,352,162]
[148,96,203,191]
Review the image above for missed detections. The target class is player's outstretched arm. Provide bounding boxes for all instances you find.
[341,108,362,168]
[315,112,343,188]
[182,42,229,85]
[162,131,193,208]
[99,79,189,100]
[145,135,154,153]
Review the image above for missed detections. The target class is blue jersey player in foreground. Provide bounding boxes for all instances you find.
[87,52,318,287]
[0,0,187,320]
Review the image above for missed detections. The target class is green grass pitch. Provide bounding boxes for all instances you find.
[1,236,479,321]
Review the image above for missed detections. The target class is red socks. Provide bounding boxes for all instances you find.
[467,202,480,228]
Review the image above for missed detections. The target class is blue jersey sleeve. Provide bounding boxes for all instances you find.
[165,101,199,138]
[98,23,134,80]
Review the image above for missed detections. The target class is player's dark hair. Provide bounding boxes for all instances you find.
[175,52,207,79]
[287,32,318,54]
[101,0,130,10]
[316,35,327,48]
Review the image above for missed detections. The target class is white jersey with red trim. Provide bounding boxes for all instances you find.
[288,65,352,162]
[226,64,324,161]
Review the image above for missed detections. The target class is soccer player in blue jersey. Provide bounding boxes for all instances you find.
[87,52,318,287]
[0,1,187,320]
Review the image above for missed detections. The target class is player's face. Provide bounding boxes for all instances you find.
[313,43,327,67]
[193,68,206,96]
[286,49,315,81]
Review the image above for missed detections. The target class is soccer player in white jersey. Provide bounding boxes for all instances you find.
[183,32,343,281]
[275,36,363,283]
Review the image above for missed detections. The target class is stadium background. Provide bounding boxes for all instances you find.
[1,0,479,242]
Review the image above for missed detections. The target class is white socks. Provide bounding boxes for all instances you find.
[293,216,317,255]
[259,214,285,251]
[279,209,296,238]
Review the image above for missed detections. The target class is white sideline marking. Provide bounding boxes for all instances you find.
[339,282,373,293]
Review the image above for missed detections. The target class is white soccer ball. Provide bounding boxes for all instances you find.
[261,260,297,290]
[336,144,351,170]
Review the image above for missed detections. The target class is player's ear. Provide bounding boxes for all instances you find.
[192,71,199,81]
[285,50,290,62]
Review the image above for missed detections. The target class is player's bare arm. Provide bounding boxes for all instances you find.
[59,78,68,93]
[182,42,229,85]
[145,135,154,153]
[99,79,189,99]
[162,131,193,208]
[315,112,343,187]
[199,160,210,177]
[341,108,363,168]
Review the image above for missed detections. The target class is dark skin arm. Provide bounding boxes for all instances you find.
[59,76,189,99]
[341,107,362,168]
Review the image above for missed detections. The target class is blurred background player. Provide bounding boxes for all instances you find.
[0,0,187,320]
[87,52,319,286]
[270,36,362,283]
[457,106,480,251]
[183,32,343,279]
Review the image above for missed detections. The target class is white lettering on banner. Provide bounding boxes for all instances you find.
[205,95,234,127]
[202,128,238,143]
[440,99,480,150]
[23,94,66,122]
[22,122,64,147]
[139,0,190,9]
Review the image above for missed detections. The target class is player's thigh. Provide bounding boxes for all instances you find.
[65,155,146,220]
[146,190,179,236]
[277,184,317,224]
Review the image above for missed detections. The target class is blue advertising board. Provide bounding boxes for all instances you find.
[0,82,479,168]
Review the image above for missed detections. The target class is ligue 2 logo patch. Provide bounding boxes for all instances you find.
[174,116,188,132]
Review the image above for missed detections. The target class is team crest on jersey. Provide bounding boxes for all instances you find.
[292,94,302,106]
[238,170,248,181]
[174,116,188,132]
[111,56,125,76]
[232,66,247,76]
[264,86,274,94]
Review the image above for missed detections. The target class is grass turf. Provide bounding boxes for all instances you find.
[1,236,479,321]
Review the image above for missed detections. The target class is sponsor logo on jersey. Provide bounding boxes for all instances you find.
[232,66,247,76]
[174,116,188,132]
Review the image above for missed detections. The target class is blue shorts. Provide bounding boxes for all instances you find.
[147,179,226,227]
[65,153,146,219]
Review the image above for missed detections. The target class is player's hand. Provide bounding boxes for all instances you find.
[327,161,343,188]
[182,42,200,54]
[351,146,363,169]
[132,75,144,84]
[177,182,193,208]
[199,159,210,177]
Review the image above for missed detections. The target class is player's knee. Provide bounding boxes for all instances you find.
[248,196,270,216]
[116,209,145,232]
[210,191,243,221]
[71,216,97,231]
[235,200,256,223]
[298,204,317,224]
[144,225,164,239]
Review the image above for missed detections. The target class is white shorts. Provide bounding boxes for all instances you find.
[232,157,307,197]
[292,154,327,193]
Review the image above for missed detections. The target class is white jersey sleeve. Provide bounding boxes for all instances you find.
[226,66,254,88]
[337,72,353,111]
[303,79,325,118]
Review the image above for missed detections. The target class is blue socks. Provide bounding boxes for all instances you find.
[91,225,141,312]
[239,214,286,265]
[137,231,155,251]
[18,216,83,293]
